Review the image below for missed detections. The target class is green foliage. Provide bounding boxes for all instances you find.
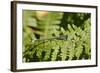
[23,10,91,62]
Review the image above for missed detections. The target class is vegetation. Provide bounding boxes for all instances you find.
[23,10,91,62]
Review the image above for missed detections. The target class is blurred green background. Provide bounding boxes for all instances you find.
[23,10,91,62]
